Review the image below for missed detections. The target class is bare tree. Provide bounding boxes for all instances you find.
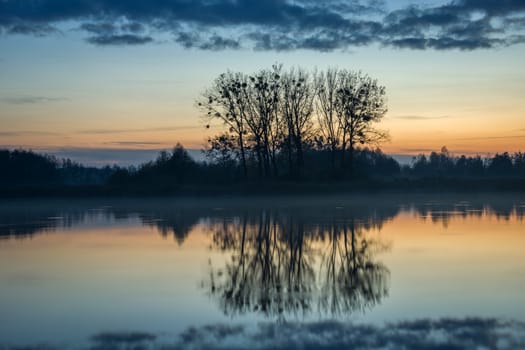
[315,68,343,176]
[198,71,250,176]
[281,68,315,178]
[336,70,389,174]
[245,65,282,178]
[198,65,389,180]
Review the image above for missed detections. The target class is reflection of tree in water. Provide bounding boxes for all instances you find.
[412,200,525,227]
[317,219,389,315]
[140,209,201,245]
[207,209,392,319]
[2,198,523,243]
[208,213,316,318]
[0,207,113,239]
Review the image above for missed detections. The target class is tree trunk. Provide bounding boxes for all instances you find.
[340,133,347,175]
[255,141,263,179]
[348,143,354,179]
[287,135,293,178]
[295,134,304,180]
[330,143,336,178]
[239,132,247,177]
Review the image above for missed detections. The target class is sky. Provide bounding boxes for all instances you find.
[0,0,524,165]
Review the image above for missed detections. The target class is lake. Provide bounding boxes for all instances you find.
[1,194,524,349]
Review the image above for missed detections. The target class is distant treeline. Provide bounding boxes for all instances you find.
[111,144,525,186]
[1,146,525,193]
[0,149,114,188]
[408,147,525,178]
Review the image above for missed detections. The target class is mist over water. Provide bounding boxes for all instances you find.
[1,194,524,349]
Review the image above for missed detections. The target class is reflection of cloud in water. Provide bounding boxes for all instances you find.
[4,318,524,350]
[172,318,525,350]
[90,331,156,350]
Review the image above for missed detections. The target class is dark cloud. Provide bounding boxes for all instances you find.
[120,22,145,33]
[198,35,241,50]
[80,22,118,35]
[0,0,524,50]
[175,31,241,50]
[79,21,152,45]
[6,23,57,36]
[86,34,153,46]
[460,0,525,16]
[380,0,524,50]
[390,36,501,50]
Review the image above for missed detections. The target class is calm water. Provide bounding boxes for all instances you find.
[1,194,525,349]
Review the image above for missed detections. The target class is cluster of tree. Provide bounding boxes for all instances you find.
[109,144,201,186]
[0,149,58,186]
[199,65,388,180]
[109,143,401,187]
[0,149,114,188]
[404,147,525,178]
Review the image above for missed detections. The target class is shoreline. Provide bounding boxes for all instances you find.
[1,178,525,198]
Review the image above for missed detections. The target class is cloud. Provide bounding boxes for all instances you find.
[22,147,206,167]
[1,96,67,104]
[398,147,492,156]
[457,134,525,140]
[380,1,525,50]
[79,21,152,45]
[392,115,450,120]
[198,35,241,51]
[36,147,165,167]
[6,23,57,36]
[399,147,445,153]
[106,141,164,146]
[0,0,523,50]
[86,34,154,46]
[76,125,210,135]
[0,130,61,136]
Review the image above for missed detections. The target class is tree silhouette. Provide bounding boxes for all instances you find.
[281,68,315,178]
[333,70,389,175]
[315,68,343,177]
[199,65,389,180]
[199,71,251,176]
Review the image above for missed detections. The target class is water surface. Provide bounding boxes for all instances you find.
[1,194,524,349]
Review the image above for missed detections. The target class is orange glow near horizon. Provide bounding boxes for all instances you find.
[2,109,524,156]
